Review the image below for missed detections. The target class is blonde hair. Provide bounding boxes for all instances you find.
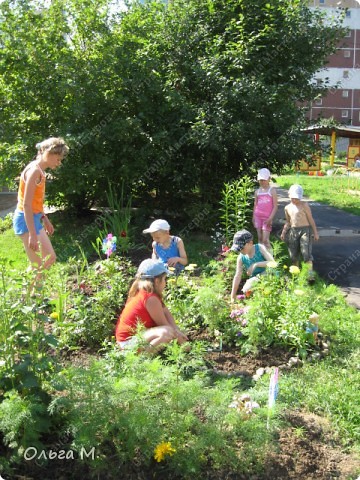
[36,137,69,157]
[128,273,166,299]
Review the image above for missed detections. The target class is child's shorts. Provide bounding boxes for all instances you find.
[13,210,44,235]
[117,337,139,350]
[286,226,313,263]
[253,215,272,232]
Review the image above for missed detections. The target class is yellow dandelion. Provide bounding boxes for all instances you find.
[294,289,305,296]
[168,266,176,272]
[289,266,300,275]
[266,261,278,269]
[154,442,176,462]
[49,312,59,319]
[283,265,288,269]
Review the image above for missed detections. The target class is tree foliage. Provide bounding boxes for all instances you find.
[0,0,345,213]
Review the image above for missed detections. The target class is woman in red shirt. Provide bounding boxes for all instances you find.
[115,259,188,350]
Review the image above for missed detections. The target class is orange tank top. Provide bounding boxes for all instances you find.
[17,162,45,214]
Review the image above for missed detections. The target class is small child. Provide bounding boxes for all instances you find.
[252,168,278,250]
[143,219,188,274]
[230,229,275,301]
[115,259,188,350]
[280,184,319,279]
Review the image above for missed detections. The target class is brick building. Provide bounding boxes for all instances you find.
[307,0,360,126]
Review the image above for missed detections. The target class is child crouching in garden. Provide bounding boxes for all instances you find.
[143,219,188,274]
[115,259,189,351]
[230,230,275,301]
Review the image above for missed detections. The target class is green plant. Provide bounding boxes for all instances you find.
[95,182,132,256]
[0,213,13,234]
[48,349,272,478]
[0,390,51,461]
[0,259,58,395]
[51,257,134,348]
[219,176,255,247]
[229,263,321,356]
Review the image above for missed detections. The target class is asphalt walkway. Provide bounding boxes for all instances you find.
[273,187,360,310]
[1,189,359,309]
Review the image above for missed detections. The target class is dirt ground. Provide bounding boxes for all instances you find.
[203,344,360,480]
[5,343,360,480]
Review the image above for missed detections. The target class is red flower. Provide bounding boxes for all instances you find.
[120,230,127,237]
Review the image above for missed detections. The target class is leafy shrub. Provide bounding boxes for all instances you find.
[0,213,13,234]
[48,347,272,478]
[233,264,323,356]
[50,258,135,349]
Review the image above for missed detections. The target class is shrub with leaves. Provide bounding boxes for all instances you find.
[50,258,135,349]
[235,264,321,356]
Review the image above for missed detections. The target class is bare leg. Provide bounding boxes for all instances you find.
[20,229,56,292]
[256,228,263,244]
[20,229,56,271]
[143,325,177,348]
[262,230,271,250]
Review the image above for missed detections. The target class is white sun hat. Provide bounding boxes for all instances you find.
[288,184,303,199]
[143,219,170,234]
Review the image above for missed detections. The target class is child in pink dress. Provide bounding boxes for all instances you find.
[252,168,278,250]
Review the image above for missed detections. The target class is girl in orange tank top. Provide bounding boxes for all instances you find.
[13,137,69,283]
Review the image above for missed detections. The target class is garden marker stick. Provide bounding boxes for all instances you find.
[267,367,279,430]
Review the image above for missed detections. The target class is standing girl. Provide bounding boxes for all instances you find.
[13,137,69,274]
[115,259,189,350]
[252,168,278,250]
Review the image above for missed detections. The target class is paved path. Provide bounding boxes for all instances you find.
[1,189,359,309]
[273,187,360,310]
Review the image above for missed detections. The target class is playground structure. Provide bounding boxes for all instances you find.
[299,125,360,172]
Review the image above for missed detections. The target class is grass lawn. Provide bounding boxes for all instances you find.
[275,172,360,216]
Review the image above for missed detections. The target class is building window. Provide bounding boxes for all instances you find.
[344,50,351,58]
[343,70,349,78]
[316,78,322,86]
[319,0,325,3]
[342,90,349,98]
[345,10,351,18]
[345,30,351,38]
[341,110,348,118]
[315,98,322,106]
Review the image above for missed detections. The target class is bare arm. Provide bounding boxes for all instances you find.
[280,206,291,240]
[252,190,258,224]
[145,296,170,326]
[231,255,243,302]
[167,238,188,267]
[145,297,188,342]
[164,306,188,342]
[246,244,274,276]
[304,203,319,241]
[265,188,278,225]
[151,241,158,260]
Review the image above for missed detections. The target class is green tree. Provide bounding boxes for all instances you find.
[0,0,345,214]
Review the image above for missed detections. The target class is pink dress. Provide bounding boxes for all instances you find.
[253,187,274,232]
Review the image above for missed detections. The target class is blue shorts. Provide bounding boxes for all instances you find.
[13,210,44,235]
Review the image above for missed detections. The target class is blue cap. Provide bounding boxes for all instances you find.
[137,259,170,279]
